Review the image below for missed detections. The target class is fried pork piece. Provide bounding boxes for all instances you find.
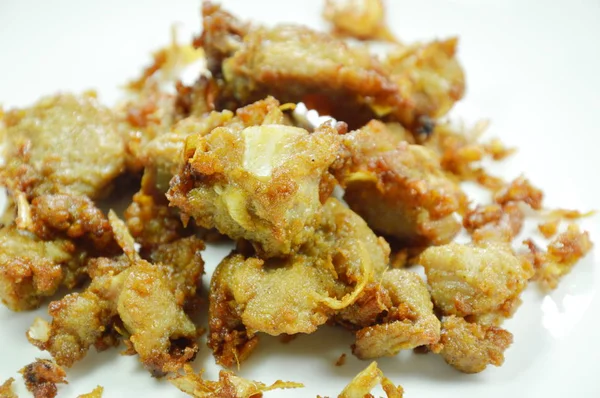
[419,242,534,321]
[19,359,67,398]
[0,226,83,311]
[197,3,464,130]
[170,364,303,398]
[208,198,390,367]
[432,315,513,373]
[335,120,466,246]
[78,386,104,398]
[526,224,593,290]
[29,215,203,376]
[323,0,395,42]
[0,93,125,199]
[347,269,441,359]
[169,97,343,257]
[0,378,17,398]
[27,256,130,367]
[339,361,403,398]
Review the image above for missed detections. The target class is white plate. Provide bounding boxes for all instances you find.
[1,0,599,397]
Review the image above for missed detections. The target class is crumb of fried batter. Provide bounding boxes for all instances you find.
[77,386,104,398]
[537,209,595,239]
[19,359,67,398]
[335,353,347,367]
[339,361,403,398]
[526,224,593,290]
[538,218,560,239]
[323,0,396,42]
[0,378,17,398]
[464,202,524,244]
[494,176,543,210]
[169,364,303,398]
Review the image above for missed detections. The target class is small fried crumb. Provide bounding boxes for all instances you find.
[323,0,395,42]
[0,378,17,398]
[169,364,303,397]
[527,224,593,290]
[538,218,560,239]
[19,358,67,398]
[335,353,347,366]
[494,176,543,210]
[77,386,104,398]
[339,361,403,398]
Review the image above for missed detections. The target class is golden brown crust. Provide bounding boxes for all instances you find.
[19,359,67,398]
[77,386,104,398]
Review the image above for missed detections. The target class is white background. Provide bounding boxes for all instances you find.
[0,0,599,397]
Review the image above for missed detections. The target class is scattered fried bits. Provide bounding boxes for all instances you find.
[169,364,303,398]
[339,361,403,398]
[19,358,67,398]
[77,386,104,398]
[526,224,593,290]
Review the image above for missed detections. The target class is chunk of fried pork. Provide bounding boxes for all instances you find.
[431,315,513,374]
[525,224,593,290]
[19,358,67,398]
[195,3,464,131]
[168,97,343,257]
[323,0,395,42]
[338,361,403,398]
[170,364,303,398]
[208,198,390,367]
[343,269,440,359]
[0,93,125,200]
[419,242,534,322]
[335,120,466,246]
[28,214,203,377]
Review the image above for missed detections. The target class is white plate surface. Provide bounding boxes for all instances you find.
[1,0,599,397]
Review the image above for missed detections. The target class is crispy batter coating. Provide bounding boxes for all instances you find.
[0,93,125,199]
[339,361,403,398]
[335,120,466,246]
[349,269,441,359]
[0,378,17,398]
[169,364,303,397]
[419,242,534,320]
[526,224,593,290]
[168,98,343,257]
[0,226,82,311]
[432,315,513,373]
[197,3,464,130]
[77,386,104,398]
[208,198,389,367]
[19,359,67,398]
[323,0,395,41]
